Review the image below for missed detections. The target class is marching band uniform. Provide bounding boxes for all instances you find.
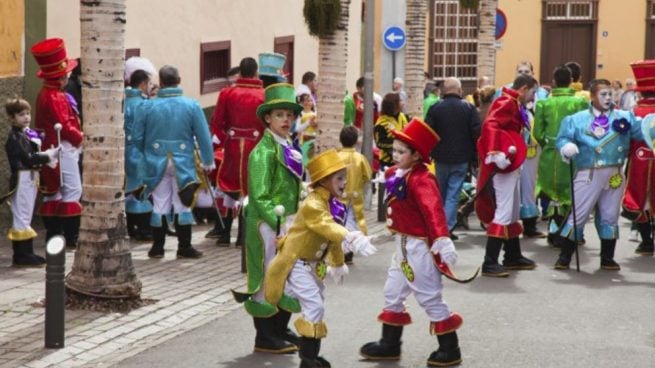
[476,87,536,277]
[622,60,655,255]
[360,119,463,367]
[534,87,588,244]
[337,146,372,235]
[554,105,649,270]
[31,38,84,249]
[3,126,57,266]
[132,85,214,258]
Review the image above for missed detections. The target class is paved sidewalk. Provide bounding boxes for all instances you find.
[0,207,388,368]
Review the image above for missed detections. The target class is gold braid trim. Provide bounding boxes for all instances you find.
[294,317,328,338]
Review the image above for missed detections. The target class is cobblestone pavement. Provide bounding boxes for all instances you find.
[0,206,388,368]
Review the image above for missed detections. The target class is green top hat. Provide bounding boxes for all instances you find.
[256,83,303,119]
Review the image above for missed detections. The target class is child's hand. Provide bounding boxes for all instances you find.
[327,264,349,285]
[44,145,60,168]
[344,231,377,256]
[430,237,458,266]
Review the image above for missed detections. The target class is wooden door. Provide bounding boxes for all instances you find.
[540,22,595,86]
[274,36,294,84]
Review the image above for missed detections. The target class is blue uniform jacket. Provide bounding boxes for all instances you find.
[556,107,642,171]
[132,87,213,200]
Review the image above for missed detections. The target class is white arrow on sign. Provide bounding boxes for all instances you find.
[386,32,404,43]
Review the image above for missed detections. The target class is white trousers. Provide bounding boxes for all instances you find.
[152,160,189,215]
[253,222,282,303]
[520,156,539,211]
[492,169,521,225]
[11,171,38,231]
[285,260,326,323]
[382,236,450,322]
[43,141,82,204]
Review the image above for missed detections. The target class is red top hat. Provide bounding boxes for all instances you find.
[31,38,78,79]
[391,118,440,162]
[631,60,655,92]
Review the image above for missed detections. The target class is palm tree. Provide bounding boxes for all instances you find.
[404,0,428,120]
[303,0,351,152]
[477,0,497,86]
[66,0,142,298]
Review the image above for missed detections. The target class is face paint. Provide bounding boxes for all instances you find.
[593,87,613,112]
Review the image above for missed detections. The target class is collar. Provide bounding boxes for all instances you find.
[313,186,332,201]
[157,87,183,98]
[591,106,610,117]
[340,147,356,152]
[550,87,575,97]
[570,82,583,92]
[268,129,290,146]
[501,86,520,101]
[125,88,147,98]
[442,93,461,99]
[234,78,263,88]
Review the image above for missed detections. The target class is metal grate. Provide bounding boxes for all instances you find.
[545,1,593,20]
[432,0,478,81]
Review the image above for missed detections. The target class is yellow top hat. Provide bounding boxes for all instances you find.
[307,149,347,186]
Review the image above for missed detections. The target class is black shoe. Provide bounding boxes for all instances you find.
[427,331,462,367]
[600,239,620,271]
[148,247,165,258]
[253,317,298,354]
[547,233,562,248]
[176,247,203,259]
[205,226,222,239]
[344,252,354,265]
[449,232,459,241]
[12,240,46,268]
[360,324,403,360]
[274,310,301,346]
[503,237,536,270]
[481,261,509,277]
[600,258,621,270]
[523,229,547,238]
[482,238,508,277]
[299,337,329,367]
[503,256,536,270]
[635,242,654,256]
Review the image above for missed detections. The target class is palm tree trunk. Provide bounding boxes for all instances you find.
[314,0,351,153]
[477,0,497,86]
[66,0,141,298]
[404,0,427,120]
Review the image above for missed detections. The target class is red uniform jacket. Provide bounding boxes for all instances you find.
[385,164,449,245]
[35,84,83,195]
[623,98,655,222]
[210,78,264,197]
[475,87,527,224]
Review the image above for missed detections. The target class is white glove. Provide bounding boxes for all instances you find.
[44,146,60,169]
[560,143,579,163]
[430,237,458,266]
[212,134,221,145]
[485,152,511,170]
[371,170,386,184]
[327,264,349,285]
[201,163,216,173]
[344,231,377,257]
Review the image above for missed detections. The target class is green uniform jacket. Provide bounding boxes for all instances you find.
[242,130,302,317]
[533,88,588,208]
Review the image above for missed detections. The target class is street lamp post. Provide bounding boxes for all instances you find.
[45,235,66,349]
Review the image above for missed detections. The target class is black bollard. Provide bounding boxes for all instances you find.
[377,181,386,222]
[45,235,66,349]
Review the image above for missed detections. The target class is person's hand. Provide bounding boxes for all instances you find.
[485,152,510,170]
[430,237,458,266]
[44,145,60,168]
[202,163,216,174]
[344,231,377,256]
[560,143,579,163]
[327,264,349,285]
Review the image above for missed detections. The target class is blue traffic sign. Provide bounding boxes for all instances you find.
[382,26,406,51]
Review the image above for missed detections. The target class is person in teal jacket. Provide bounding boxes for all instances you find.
[132,65,214,259]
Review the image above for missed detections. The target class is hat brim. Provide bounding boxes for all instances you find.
[391,130,432,162]
[256,101,303,119]
[37,58,78,79]
[309,162,347,186]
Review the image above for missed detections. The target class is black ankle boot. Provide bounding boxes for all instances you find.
[275,310,300,346]
[635,221,654,255]
[482,237,509,277]
[148,217,166,258]
[126,212,138,238]
[427,331,462,367]
[522,217,546,238]
[360,324,403,360]
[175,217,203,258]
[503,237,536,270]
[253,317,297,354]
[134,213,153,241]
[554,236,576,270]
[212,215,233,246]
[61,216,81,249]
[299,337,330,367]
[12,240,46,268]
[600,239,620,270]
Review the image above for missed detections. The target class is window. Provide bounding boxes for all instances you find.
[125,48,140,59]
[430,0,478,82]
[651,0,655,18]
[647,1,655,58]
[544,1,595,20]
[274,36,295,84]
[200,41,231,94]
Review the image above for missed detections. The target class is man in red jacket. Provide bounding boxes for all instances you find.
[622,60,655,255]
[209,57,265,245]
[31,38,84,249]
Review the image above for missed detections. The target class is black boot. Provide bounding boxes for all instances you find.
[253,317,298,354]
[209,216,233,246]
[600,239,620,270]
[635,221,654,255]
[41,216,62,242]
[134,213,153,241]
[175,217,203,258]
[359,324,403,360]
[61,216,81,249]
[503,237,536,270]
[12,240,46,268]
[299,337,330,367]
[235,213,246,247]
[554,236,576,270]
[148,219,166,258]
[344,251,354,265]
[481,237,509,277]
[162,216,176,236]
[522,217,546,238]
[275,310,300,346]
[126,213,138,239]
[427,331,462,367]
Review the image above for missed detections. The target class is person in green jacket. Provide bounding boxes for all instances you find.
[232,83,303,354]
[533,65,588,246]
[422,82,441,120]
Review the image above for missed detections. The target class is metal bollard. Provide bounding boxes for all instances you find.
[45,235,66,349]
